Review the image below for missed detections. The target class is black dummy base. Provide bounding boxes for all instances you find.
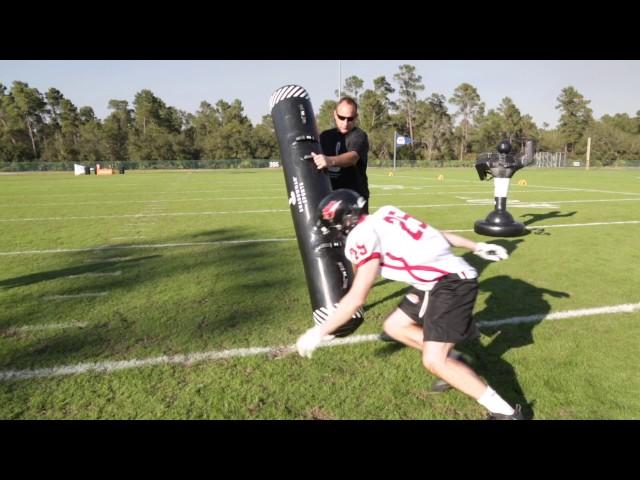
[474,197,528,237]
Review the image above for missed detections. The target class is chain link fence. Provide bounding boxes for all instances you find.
[532,152,567,167]
[2,157,639,173]
[1,159,476,172]
[0,159,274,172]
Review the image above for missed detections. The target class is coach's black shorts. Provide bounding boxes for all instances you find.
[398,274,480,344]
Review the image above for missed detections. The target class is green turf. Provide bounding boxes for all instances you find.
[1,167,639,419]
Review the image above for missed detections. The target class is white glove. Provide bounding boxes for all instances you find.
[296,326,324,358]
[473,242,509,262]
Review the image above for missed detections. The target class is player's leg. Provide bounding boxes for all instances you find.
[422,341,487,398]
[421,276,523,419]
[382,307,423,350]
[382,288,428,350]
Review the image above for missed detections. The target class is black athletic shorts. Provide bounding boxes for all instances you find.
[398,274,480,344]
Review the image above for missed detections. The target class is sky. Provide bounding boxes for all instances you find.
[1,60,639,129]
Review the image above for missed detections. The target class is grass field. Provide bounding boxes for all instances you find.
[1,167,639,419]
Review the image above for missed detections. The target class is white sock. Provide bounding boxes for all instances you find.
[477,386,515,415]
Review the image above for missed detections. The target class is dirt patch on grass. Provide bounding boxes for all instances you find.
[307,406,336,420]
[268,345,297,360]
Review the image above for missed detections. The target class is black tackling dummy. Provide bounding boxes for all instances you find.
[270,85,364,337]
[474,140,536,237]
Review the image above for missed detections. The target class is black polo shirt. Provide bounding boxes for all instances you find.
[319,127,370,200]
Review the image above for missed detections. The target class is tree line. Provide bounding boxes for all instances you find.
[1,64,639,167]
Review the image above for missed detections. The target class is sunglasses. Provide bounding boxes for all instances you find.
[336,113,355,122]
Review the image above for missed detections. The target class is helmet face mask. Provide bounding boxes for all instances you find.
[316,189,366,237]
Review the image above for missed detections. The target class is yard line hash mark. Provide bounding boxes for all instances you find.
[1,302,638,381]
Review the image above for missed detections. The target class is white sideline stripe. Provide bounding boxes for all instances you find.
[66,271,122,278]
[544,186,640,197]
[0,335,379,381]
[481,184,640,197]
[16,197,291,206]
[0,187,286,198]
[395,197,640,209]
[371,178,640,197]
[2,302,638,381]
[368,173,476,183]
[375,189,578,195]
[532,198,640,204]
[0,210,289,222]
[443,220,640,234]
[533,220,640,229]
[3,219,640,256]
[0,238,295,256]
[43,292,109,300]
[2,322,88,334]
[5,197,640,223]
[84,256,137,263]
[476,302,640,327]
[5,184,640,197]
[5,190,629,208]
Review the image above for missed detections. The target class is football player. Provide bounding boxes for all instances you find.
[296,189,524,420]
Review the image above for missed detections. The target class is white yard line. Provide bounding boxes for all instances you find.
[476,303,640,327]
[2,322,88,334]
[1,302,638,381]
[368,173,477,183]
[444,220,640,233]
[8,190,581,207]
[65,271,122,278]
[84,256,138,263]
[9,187,639,208]
[14,197,288,206]
[3,218,640,257]
[0,187,286,199]
[4,197,640,223]
[374,189,577,195]
[5,182,639,197]
[530,198,640,204]
[527,220,640,229]
[0,210,289,222]
[0,238,295,256]
[43,292,109,300]
[530,185,640,196]
[394,197,640,209]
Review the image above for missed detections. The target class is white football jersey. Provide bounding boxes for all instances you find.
[345,205,476,291]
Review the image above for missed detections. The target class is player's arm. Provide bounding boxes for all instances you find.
[296,258,379,358]
[442,231,508,262]
[315,257,379,337]
[441,231,478,251]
